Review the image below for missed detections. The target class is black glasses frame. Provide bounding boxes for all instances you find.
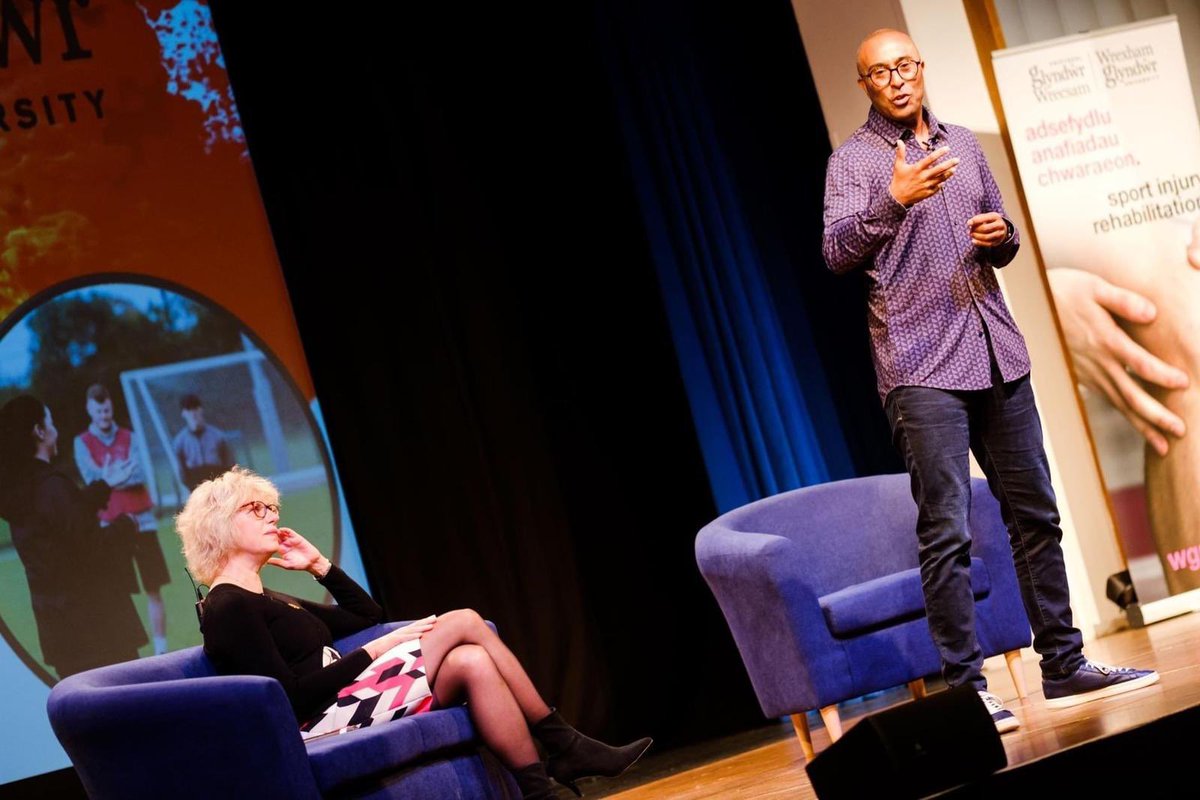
[860,59,923,87]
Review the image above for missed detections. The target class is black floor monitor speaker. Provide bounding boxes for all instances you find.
[806,685,1007,799]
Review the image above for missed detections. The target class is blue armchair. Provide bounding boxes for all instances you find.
[47,621,519,799]
[695,473,1031,759]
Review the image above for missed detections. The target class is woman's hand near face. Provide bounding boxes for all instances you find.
[266,527,330,577]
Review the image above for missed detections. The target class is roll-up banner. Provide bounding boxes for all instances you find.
[993,17,1200,604]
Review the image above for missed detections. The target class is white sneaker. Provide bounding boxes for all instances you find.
[978,691,1020,733]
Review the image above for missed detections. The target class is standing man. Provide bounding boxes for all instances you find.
[74,384,171,655]
[172,393,234,491]
[822,29,1158,732]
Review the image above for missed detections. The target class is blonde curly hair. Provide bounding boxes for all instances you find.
[175,466,280,584]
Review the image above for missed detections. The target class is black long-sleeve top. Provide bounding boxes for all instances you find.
[201,565,384,721]
[0,458,147,669]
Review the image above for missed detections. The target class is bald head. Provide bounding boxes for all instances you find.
[856,29,920,74]
[854,28,926,130]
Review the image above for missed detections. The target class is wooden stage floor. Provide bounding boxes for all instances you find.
[574,610,1200,799]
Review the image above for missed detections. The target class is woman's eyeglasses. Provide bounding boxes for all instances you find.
[238,500,280,519]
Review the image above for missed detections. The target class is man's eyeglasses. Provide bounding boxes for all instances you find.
[860,59,923,88]
[239,500,280,519]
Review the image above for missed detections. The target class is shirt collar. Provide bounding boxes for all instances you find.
[89,423,118,444]
[866,106,946,146]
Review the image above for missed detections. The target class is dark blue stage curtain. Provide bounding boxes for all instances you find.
[601,2,853,512]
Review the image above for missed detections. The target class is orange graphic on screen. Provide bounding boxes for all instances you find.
[0,0,312,396]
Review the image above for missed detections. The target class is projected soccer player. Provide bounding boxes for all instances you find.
[822,28,1158,734]
[176,467,651,799]
[0,395,148,677]
[172,393,234,491]
[73,384,170,655]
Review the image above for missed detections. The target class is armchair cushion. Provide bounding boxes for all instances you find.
[820,558,991,638]
[306,705,478,794]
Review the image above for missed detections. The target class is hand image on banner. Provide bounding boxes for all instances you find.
[994,17,1200,600]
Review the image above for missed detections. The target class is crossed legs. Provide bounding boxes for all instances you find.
[420,609,552,768]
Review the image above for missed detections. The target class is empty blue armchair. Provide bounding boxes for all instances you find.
[47,621,519,799]
[695,474,1031,759]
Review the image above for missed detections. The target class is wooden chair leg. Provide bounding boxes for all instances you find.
[790,713,815,761]
[1005,649,1028,699]
[908,678,927,700]
[819,704,843,742]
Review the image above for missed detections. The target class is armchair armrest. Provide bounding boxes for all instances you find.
[696,527,853,716]
[49,674,320,800]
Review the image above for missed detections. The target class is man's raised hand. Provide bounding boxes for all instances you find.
[889,140,958,207]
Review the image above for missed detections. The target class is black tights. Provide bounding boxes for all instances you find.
[422,609,552,768]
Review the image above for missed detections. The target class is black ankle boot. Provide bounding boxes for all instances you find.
[531,709,653,797]
[512,761,557,800]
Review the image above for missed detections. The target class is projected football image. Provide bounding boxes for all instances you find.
[0,278,339,685]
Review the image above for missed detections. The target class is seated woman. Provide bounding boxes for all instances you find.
[175,467,650,799]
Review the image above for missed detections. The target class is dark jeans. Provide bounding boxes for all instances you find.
[884,374,1084,691]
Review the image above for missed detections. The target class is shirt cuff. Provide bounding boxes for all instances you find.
[1000,218,1015,245]
[983,217,1020,267]
[873,187,909,225]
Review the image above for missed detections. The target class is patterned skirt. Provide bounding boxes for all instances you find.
[300,637,435,740]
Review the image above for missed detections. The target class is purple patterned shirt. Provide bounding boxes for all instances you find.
[823,106,1031,403]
